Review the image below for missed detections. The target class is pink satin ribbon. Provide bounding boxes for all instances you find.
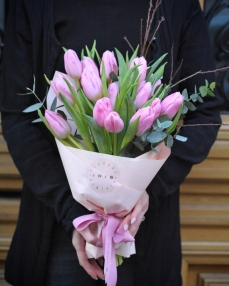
[73,213,135,286]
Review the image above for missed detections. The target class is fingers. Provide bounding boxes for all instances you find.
[80,227,103,247]
[72,229,105,281]
[122,191,149,237]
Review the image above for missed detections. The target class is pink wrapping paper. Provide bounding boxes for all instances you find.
[47,71,171,264]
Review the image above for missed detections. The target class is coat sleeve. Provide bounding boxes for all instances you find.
[0,0,88,234]
[147,0,223,208]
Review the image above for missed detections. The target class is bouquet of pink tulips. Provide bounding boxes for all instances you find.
[38,43,199,156]
[23,42,215,286]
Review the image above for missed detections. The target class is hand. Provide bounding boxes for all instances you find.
[115,190,149,237]
[72,228,104,281]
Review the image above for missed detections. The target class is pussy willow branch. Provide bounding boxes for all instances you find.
[171,66,229,88]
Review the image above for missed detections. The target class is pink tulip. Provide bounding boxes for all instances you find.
[81,56,99,75]
[104,112,124,133]
[100,51,118,81]
[108,82,119,108]
[64,49,82,80]
[45,110,71,139]
[129,56,147,82]
[50,73,76,105]
[130,98,161,136]
[152,79,162,96]
[81,71,103,102]
[160,92,184,119]
[93,97,113,127]
[134,81,152,109]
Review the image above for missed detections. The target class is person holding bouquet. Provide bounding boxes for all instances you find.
[0,0,223,285]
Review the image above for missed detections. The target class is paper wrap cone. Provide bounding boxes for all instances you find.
[47,71,171,261]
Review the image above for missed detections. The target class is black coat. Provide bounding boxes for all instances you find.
[0,0,223,285]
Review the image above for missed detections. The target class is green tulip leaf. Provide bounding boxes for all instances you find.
[115,48,128,86]
[83,115,111,154]
[59,93,95,151]
[120,117,139,150]
[101,61,108,97]
[146,53,167,80]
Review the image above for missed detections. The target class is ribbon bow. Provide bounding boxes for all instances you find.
[73,213,135,286]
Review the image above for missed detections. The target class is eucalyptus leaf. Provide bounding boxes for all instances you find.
[196,95,204,103]
[199,86,208,97]
[207,88,215,97]
[147,131,167,143]
[151,146,159,154]
[51,97,57,111]
[174,134,187,142]
[181,105,188,114]
[190,94,198,102]
[165,135,174,148]
[23,102,43,113]
[32,118,43,123]
[57,110,67,120]
[182,89,188,101]
[210,82,216,90]
[184,100,196,111]
[132,141,145,152]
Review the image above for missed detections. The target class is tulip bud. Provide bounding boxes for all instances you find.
[130,98,161,136]
[108,82,119,108]
[64,49,82,80]
[50,73,76,105]
[134,81,152,109]
[104,112,124,133]
[93,97,113,127]
[100,51,118,81]
[81,56,99,75]
[129,56,147,82]
[160,92,184,119]
[151,79,162,96]
[45,110,71,139]
[81,71,103,102]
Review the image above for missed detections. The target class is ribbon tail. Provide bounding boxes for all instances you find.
[102,216,120,286]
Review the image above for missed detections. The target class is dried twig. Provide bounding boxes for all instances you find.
[170,66,229,88]
[141,0,163,57]
[143,16,165,58]
[123,37,134,53]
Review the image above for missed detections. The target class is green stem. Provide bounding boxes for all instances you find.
[113,133,117,155]
[67,135,88,150]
